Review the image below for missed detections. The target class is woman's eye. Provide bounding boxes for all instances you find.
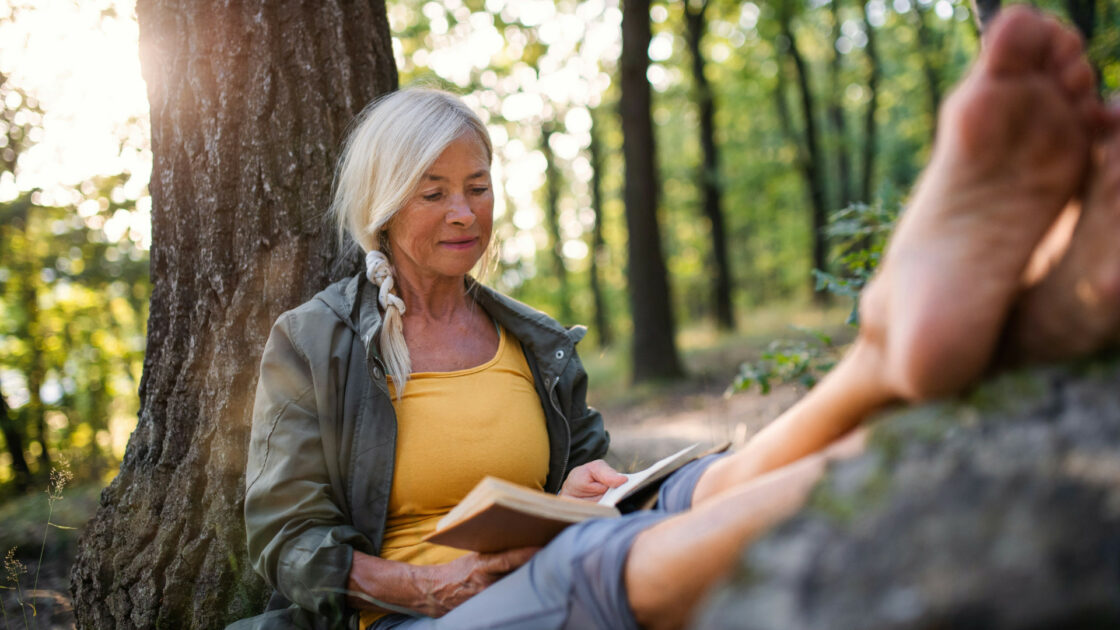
[422,191,442,201]
[471,186,490,195]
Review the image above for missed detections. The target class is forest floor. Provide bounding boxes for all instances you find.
[0,302,852,628]
[589,302,853,469]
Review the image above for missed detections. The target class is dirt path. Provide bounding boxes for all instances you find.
[602,383,806,471]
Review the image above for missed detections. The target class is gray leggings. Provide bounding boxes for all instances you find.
[371,453,725,630]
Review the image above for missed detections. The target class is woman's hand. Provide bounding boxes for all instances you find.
[348,547,537,618]
[415,547,538,617]
[559,459,628,502]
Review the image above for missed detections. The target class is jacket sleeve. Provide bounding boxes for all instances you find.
[244,312,367,620]
[557,330,610,473]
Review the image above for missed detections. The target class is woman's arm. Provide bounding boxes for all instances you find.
[245,312,372,618]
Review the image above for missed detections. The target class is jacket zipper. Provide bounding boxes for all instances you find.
[548,375,572,485]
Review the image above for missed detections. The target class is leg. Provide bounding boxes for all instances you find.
[690,5,1101,504]
[626,10,1103,628]
[627,451,843,630]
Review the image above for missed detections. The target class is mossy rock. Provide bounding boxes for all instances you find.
[694,356,1120,630]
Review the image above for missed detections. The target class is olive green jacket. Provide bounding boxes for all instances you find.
[242,274,609,626]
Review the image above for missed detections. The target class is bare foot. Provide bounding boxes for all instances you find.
[1001,124,1120,363]
[859,6,1101,400]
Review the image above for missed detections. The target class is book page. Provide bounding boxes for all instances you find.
[598,443,703,507]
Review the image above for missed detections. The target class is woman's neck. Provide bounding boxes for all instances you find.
[392,271,472,322]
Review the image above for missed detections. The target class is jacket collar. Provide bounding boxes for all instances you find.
[318,273,584,383]
[468,279,584,385]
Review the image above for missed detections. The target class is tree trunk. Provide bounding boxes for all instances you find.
[0,386,30,492]
[69,2,397,628]
[541,124,573,325]
[828,0,853,210]
[24,278,49,472]
[971,0,1002,33]
[1064,0,1101,91]
[685,0,735,331]
[860,0,881,204]
[620,0,685,382]
[777,2,830,302]
[910,4,943,139]
[587,108,613,349]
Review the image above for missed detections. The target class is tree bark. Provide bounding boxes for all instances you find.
[685,0,735,331]
[587,108,613,348]
[541,124,573,325]
[620,0,685,381]
[776,1,830,302]
[69,2,397,628]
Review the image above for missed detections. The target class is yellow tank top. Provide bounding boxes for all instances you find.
[360,326,550,627]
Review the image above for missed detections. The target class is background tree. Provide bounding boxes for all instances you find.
[69,1,397,627]
[587,106,614,348]
[860,0,882,203]
[684,0,735,330]
[773,0,830,301]
[909,1,946,137]
[541,122,574,324]
[621,0,685,382]
[0,385,29,492]
[828,0,854,210]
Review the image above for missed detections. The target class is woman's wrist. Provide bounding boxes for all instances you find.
[348,551,429,614]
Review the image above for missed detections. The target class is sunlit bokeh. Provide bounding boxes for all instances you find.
[0,0,149,211]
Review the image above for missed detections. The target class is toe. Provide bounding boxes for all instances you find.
[1047,23,1085,72]
[1060,59,1095,101]
[984,6,1063,76]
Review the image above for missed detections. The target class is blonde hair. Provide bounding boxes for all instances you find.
[330,88,492,397]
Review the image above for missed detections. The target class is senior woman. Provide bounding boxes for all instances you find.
[236,10,1111,627]
[238,87,632,628]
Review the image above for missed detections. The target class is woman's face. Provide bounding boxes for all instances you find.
[386,132,494,285]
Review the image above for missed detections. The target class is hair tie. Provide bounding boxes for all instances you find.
[365,250,407,316]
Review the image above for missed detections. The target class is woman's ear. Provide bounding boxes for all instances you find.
[378,228,392,258]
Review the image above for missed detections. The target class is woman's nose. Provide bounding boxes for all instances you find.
[446,195,475,226]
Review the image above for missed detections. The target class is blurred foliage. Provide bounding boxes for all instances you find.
[0,60,149,497]
[730,199,897,394]
[729,328,837,393]
[813,199,898,324]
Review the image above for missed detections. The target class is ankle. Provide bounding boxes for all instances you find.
[832,335,900,408]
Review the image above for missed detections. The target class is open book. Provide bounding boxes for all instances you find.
[423,443,715,552]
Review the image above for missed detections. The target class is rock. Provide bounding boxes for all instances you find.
[694,356,1120,630]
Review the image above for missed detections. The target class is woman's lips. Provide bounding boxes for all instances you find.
[441,237,478,250]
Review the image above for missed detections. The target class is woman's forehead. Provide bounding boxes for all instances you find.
[424,136,491,178]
